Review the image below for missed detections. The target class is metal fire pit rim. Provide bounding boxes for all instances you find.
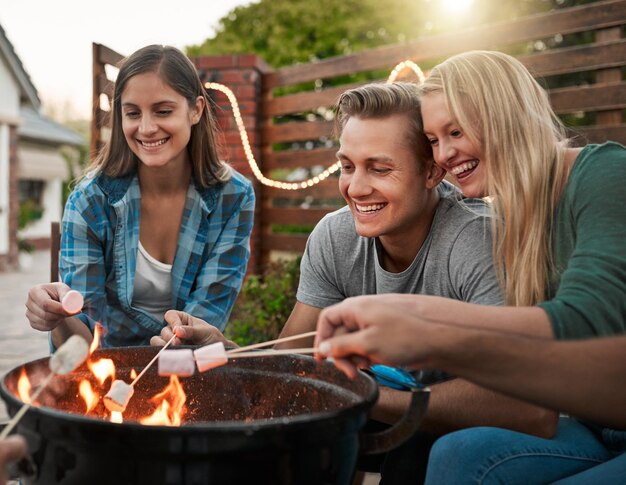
[0,348,380,434]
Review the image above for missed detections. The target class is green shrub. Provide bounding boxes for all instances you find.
[225,257,301,346]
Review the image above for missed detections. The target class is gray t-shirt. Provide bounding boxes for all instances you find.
[297,183,503,307]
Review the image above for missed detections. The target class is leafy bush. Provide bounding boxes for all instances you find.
[18,199,44,229]
[225,257,301,346]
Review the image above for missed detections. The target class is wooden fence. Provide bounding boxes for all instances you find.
[91,0,626,272]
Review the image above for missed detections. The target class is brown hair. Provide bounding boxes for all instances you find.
[88,44,231,186]
[335,82,433,171]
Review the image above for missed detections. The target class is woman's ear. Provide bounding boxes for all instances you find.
[191,96,206,124]
[425,159,446,189]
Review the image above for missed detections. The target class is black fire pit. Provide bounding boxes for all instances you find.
[1,346,429,485]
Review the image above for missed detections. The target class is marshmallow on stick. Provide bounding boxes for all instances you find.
[194,342,228,372]
[158,349,196,377]
[49,335,90,375]
[103,380,134,412]
[61,290,84,314]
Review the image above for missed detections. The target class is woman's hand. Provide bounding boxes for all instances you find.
[315,295,438,378]
[25,283,79,332]
[150,310,238,348]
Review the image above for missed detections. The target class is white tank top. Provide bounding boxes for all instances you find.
[132,241,173,323]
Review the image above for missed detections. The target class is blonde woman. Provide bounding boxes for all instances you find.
[316,50,626,484]
[398,50,626,484]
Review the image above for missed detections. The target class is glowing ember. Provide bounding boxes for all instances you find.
[79,380,99,413]
[139,376,186,426]
[17,368,31,404]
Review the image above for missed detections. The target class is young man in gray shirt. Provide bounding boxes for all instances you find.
[153,82,555,482]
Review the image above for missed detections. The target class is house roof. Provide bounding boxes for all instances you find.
[18,106,84,147]
[0,24,40,109]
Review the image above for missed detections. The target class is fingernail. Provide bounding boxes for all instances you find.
[319,341,331,355]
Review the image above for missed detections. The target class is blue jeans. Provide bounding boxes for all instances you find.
[424,417,625,484]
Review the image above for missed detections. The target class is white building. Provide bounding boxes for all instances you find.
[0,24,83,270]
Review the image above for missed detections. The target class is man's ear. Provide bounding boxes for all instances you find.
[425,160,446,189]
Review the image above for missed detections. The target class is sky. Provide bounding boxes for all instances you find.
[0,0,252,120]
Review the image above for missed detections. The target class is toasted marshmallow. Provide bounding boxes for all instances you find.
[61,290,84,314]
[103,380,134,413]
[158,349,195,377]
[193,342,228,373]
[49,335,90,375]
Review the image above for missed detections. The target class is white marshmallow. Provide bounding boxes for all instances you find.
[61,290,84,314]
[158,349,196,377]
[49,335,90,375]
[193,342,228,373]
[103,380,134,412]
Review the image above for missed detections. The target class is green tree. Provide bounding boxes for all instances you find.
[187,0,571,68]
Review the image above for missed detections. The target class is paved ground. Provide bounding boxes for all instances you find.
[0,250,50,421]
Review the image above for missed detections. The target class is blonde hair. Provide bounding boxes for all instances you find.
[88,45,231,187]
[419,50,570,306]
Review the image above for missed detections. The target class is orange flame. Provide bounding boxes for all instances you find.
[17,368,31,404]
[89,324,103,354]
[139,376,186,426]
[78,380,99,413]
[88,358,116,385]
[17,342,188,427]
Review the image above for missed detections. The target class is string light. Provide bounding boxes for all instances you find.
[206,59,424,190]
[206,82,341,190]
[387,60,426,84]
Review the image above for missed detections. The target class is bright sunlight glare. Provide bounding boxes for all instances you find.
[441,0,475,13]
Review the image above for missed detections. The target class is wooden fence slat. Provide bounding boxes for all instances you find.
[519,39,626,78]
[95,43,125,68]
[551,82,626,114]
[574,124,626,145]
[263,147,338,170]
[264,207,338,225]
[264,0,626,88]
[262,120,335,144]
[262,234,309,253]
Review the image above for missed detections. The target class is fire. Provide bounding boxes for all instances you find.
[17,368,31,404]
[88,359,115,385]
[140,376,186,426]
[17,325,188,426]
[89,324,103,354]
[79,380,98,413]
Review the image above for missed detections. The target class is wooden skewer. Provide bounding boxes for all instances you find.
[228,330,317,354]
[0,372,55,439]
[131,334,176,387]
[227,347,317,358]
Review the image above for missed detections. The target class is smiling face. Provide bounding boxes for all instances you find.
[120,71,204,172]
[337,114,443,250]
[421,92,486,198]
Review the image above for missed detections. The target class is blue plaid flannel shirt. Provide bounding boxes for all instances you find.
[59,168,255,348]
